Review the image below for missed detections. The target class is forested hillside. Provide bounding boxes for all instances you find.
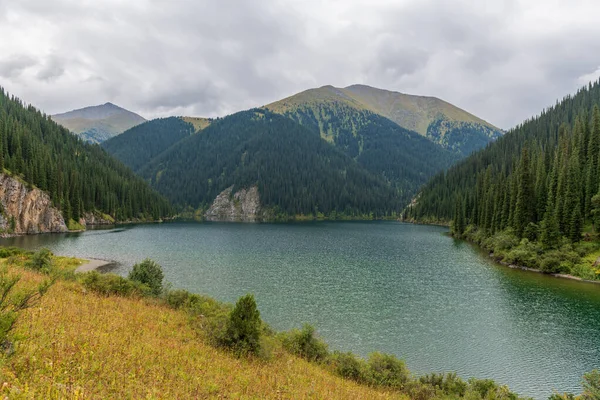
[0,87,172,224]
[138,109,402,217]
[407,80,600,279]
[275,102,460,206]
[102,117,196,172]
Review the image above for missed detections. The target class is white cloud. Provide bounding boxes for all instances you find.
[1,0,600,128]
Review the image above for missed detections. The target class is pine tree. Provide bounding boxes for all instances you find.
[453,195,466,237]
[514,147,534,237]
[540,191,561,249]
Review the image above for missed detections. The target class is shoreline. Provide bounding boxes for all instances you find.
[496,256,600,285]
[75,258,117,274]
[407,220,600,286]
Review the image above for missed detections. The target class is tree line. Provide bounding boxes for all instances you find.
[406,79,600,277]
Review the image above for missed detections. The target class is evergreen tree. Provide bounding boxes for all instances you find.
[453,195,466,237]
[513,148,534,237]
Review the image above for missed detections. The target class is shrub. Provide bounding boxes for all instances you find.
[468,378,498,398]
[26,248,53,273]
[128,259,164,296]
[328,351,367,382]
[222,294,262,356]
[485,229,519,252]
[404,381,437,400]
[539,255,562,274]
[367,352,410,389]
[165,289,196,309]
[419,372,467,396]
[0,247,26,258]
[549,394,576,400]
[280,323,329,362]
[82,271,150,297]
[582,370,600,400]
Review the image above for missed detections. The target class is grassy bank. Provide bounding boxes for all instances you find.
[0,247,597,399]
[455,225,600,281]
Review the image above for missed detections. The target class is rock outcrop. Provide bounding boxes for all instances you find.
[205,186,263,222]
[80,211,115,227]
[0,173,68,235]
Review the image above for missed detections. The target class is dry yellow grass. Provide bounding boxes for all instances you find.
[0,262,406,400]
[182,117,212,132]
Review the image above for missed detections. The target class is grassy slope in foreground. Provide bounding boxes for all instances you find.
[0,258,403,399]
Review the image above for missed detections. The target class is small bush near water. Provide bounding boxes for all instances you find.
[221,294,262,356]
[128,258,164,296]
[82,271,151,297]
[280,323,329,362]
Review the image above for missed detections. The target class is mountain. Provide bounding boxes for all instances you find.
[0,87,172,229]
[135,109,404,217]
[51,102,146,143]
[406,80,600,279]
[104,104,458,218]
[265,84,503,155]
[102,117,199,173]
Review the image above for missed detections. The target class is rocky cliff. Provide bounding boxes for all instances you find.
[0,173,68,235]
[205,186,264,222]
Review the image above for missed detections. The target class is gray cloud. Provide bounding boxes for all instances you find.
[1,0,600,129]
[0,55,37,78]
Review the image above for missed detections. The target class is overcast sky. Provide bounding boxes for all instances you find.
[1,0,600,129]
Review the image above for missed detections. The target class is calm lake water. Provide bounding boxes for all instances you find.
[2,221,599,398]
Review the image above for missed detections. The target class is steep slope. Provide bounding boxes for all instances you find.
[102,117,197,173]
[406,80,600,279]
[138,109,402,218]
[264,95,459,202]
[266,85,503,155]
[52,102,146,143]
[0,87,172,228]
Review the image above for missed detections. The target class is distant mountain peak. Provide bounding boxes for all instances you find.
[51,103,146,144]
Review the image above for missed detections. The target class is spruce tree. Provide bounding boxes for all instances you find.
[514,147,534,237]
[453,195,466,237]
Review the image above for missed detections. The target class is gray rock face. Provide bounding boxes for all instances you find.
[205,186,263,222]
[0,173,68,234]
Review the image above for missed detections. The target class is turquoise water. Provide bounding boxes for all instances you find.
[2,221,599,398]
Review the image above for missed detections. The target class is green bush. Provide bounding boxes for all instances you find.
[582,370,600,400]
[280,323,329,362]
[128,259,164,296]
[26,248,53,273]
[548,393,576,400]
[468,378,499,398]
[82,271,150,297]
[487,229,520,252]
[404,381,437,400]
[221,294,262,356]
[419,372,467,396]
[0,247,26,258]
[367,352,410,389]
[328,351,367,382]
[165,289,197,309]
[539,254,563,274]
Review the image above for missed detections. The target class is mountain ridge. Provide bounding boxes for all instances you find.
[265,84,503,155]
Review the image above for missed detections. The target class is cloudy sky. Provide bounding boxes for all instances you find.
[1,0,600,129]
